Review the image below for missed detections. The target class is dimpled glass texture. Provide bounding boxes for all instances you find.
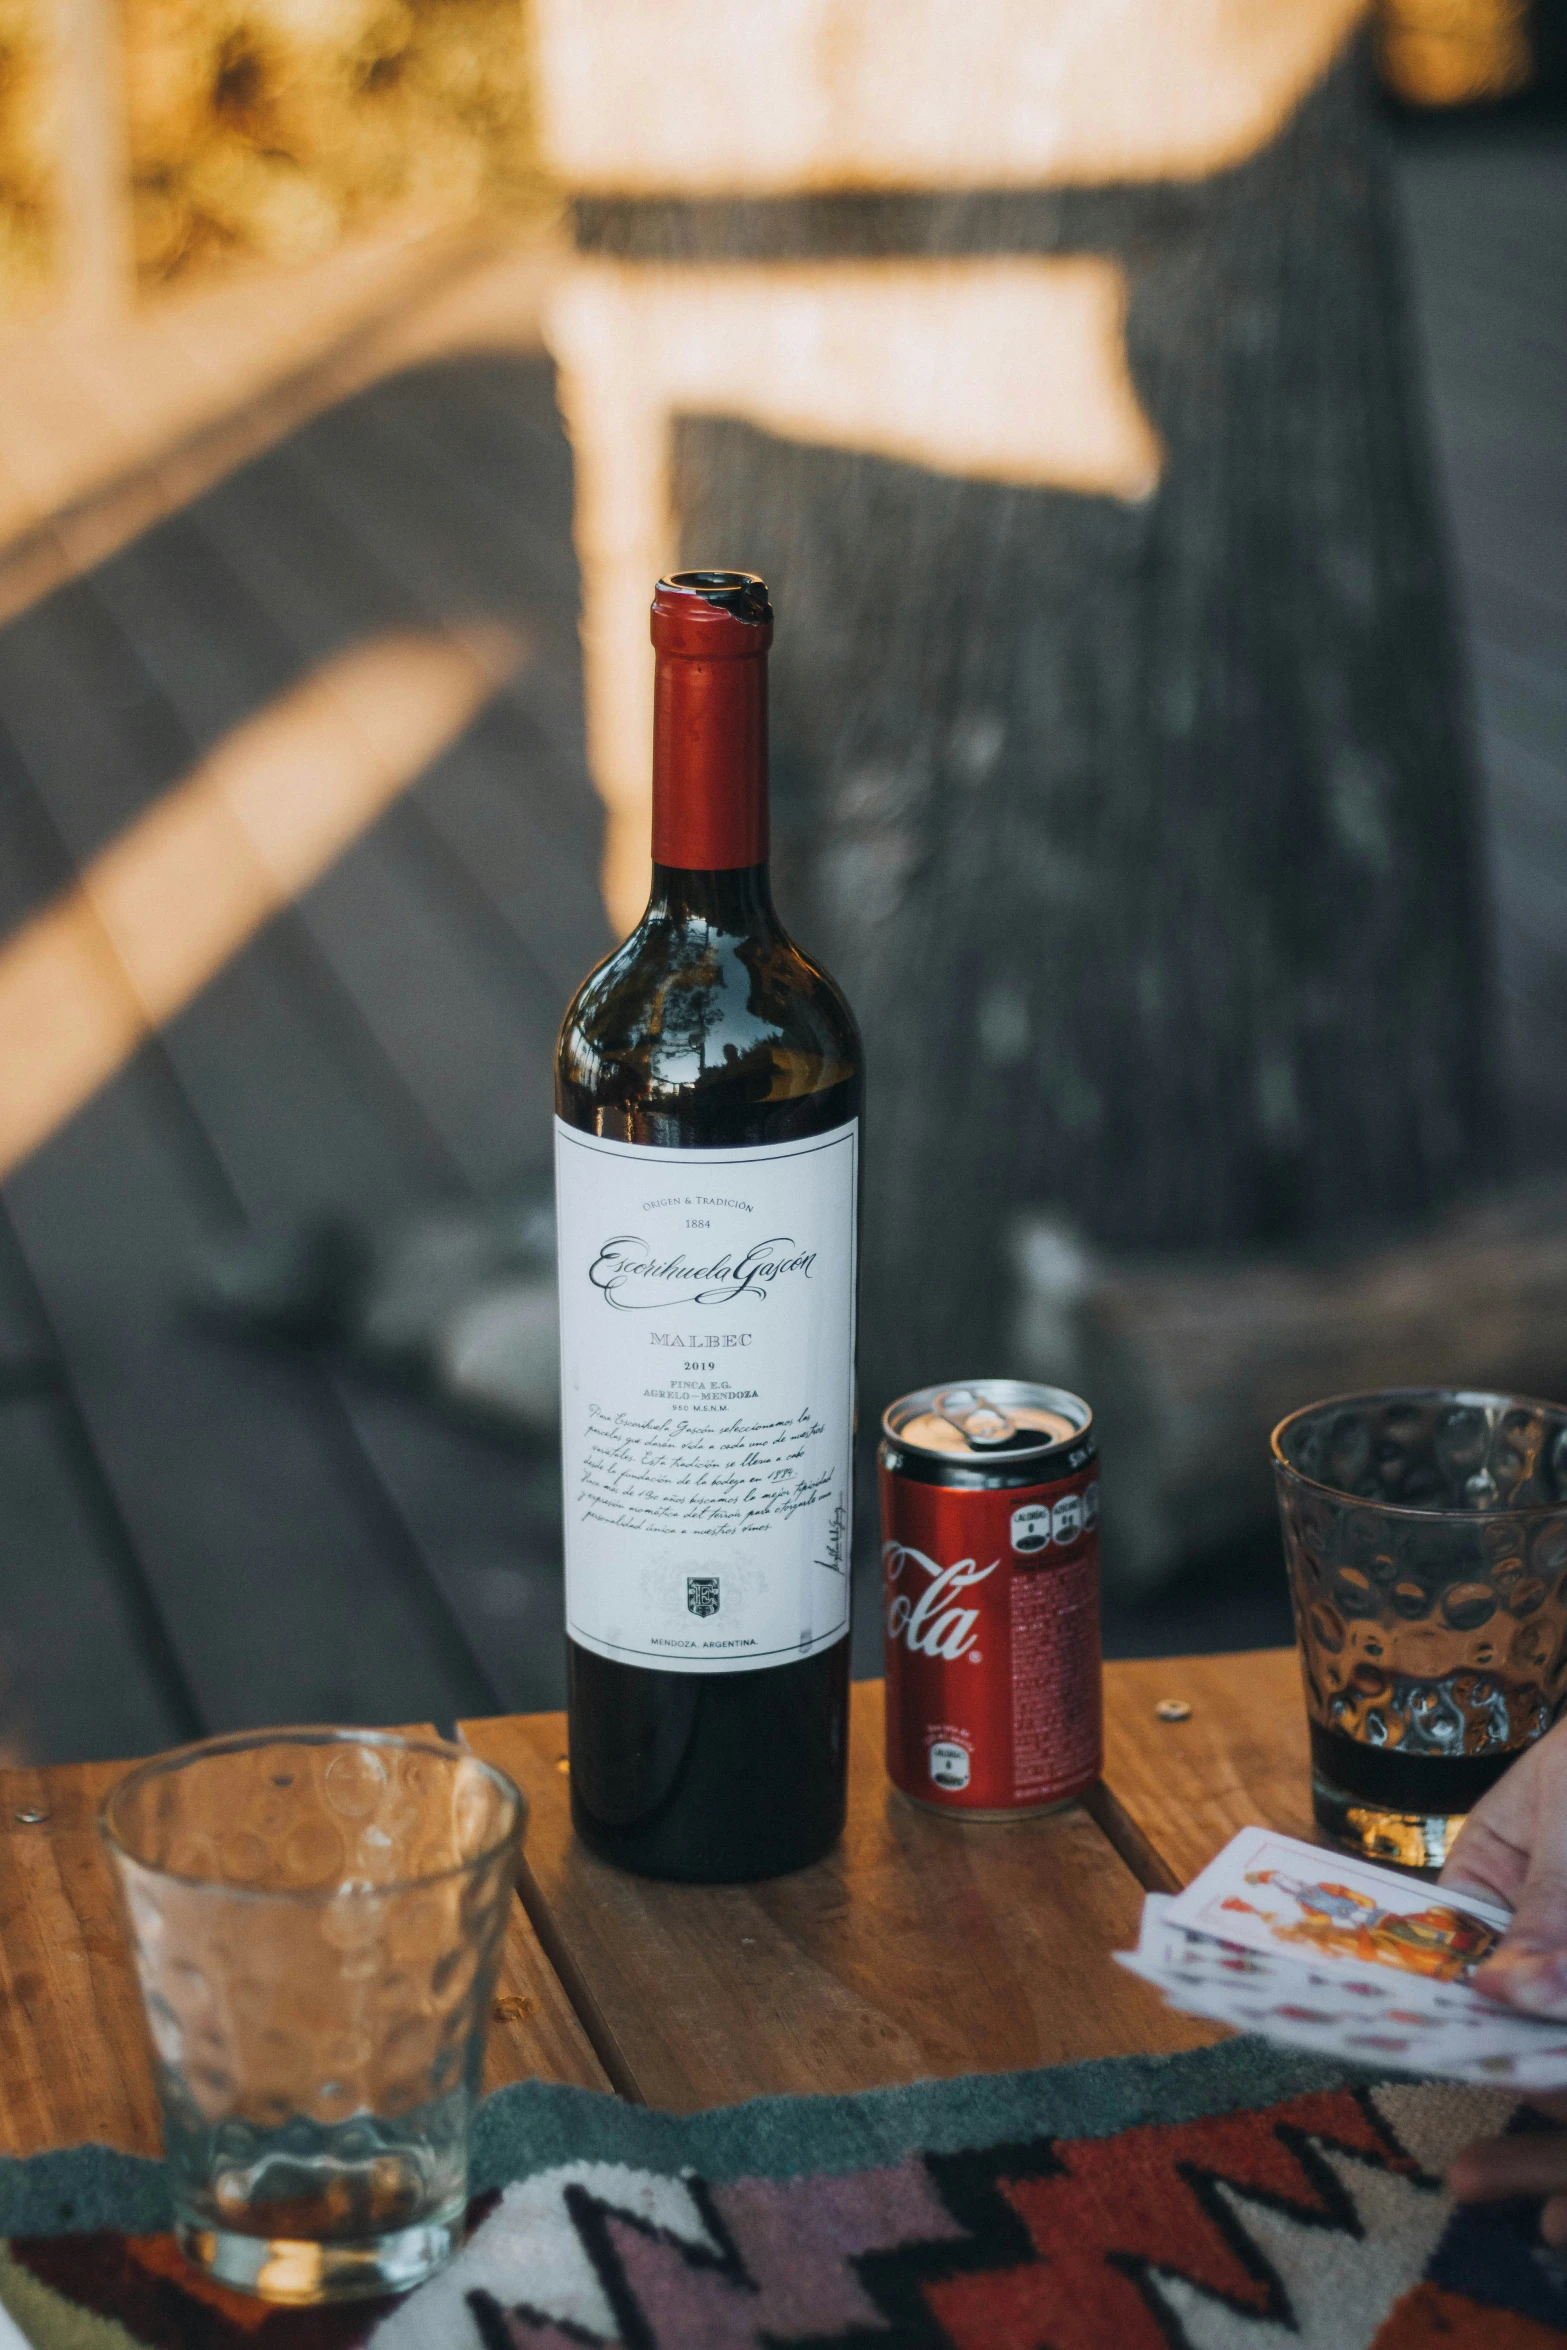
[100,1729,522,2304]
[1273,1389,1567,1867]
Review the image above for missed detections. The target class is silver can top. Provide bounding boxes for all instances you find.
[882,1379,1094,1472]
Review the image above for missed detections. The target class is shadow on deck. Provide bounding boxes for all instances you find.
[0,353,608,1759]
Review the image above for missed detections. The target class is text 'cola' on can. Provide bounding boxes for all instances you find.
[880,1380,1103,1818]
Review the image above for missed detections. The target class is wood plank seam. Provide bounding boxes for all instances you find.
[456,1716,644,2103]
[509,1851,645,2104]
[1098,1650,1315,1890]
[1081,1777,1182,1896]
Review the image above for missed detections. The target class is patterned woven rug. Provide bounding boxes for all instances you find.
[0,2042,1561,2348]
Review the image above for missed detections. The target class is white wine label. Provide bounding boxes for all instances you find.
[554,1116,858,1673]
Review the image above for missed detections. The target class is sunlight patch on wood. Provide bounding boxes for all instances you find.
[0,229,562,627]
[548,258,1163,933]
[0,623,522,1178]
[534,0,1368,194]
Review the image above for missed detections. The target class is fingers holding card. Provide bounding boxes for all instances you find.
[1116,1828,1567,2088]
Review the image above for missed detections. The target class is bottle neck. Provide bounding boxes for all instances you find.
[651,640,769,870]
[645,862,774,928]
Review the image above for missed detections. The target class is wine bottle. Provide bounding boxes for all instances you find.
[554,571,861,1882]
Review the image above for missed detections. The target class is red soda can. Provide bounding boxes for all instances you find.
[880,1381,1102,1817]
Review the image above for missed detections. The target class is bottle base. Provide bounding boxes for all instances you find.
[565,1634,850,1884]
[571,1796,846,1884]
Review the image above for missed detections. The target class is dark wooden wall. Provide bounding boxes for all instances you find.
[626,64,1502,1419]
[1398,122,1567,1173]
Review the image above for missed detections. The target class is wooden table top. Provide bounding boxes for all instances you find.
[0,1648,1312,2156]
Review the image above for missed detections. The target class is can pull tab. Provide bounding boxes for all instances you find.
[933,1388,1034,1452]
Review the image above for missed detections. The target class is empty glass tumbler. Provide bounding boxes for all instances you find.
[1273,1389,1567,1870]
[100,1728,523,2303]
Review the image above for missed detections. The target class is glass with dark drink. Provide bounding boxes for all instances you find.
[1273,1389,1567,1870]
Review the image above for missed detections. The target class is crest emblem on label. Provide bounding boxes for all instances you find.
[687,1577,721,1619]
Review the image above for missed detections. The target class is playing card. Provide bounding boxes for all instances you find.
[1125,1894,1498,2022]
[1116,1831,1567,2087]
[1159,1963,1567,2085]
[1162,1826,1511,1982]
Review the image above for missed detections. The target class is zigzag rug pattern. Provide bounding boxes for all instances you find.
[2,2079,1564,2347]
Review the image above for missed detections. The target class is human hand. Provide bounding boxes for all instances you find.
[1441,1719,1567,2227]
[1445,2091,1567,2240]
[1441,1717,1567,2019]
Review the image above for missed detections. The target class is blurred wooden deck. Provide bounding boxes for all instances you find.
[0,122,1560,1762]
[0,339,610,1760]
